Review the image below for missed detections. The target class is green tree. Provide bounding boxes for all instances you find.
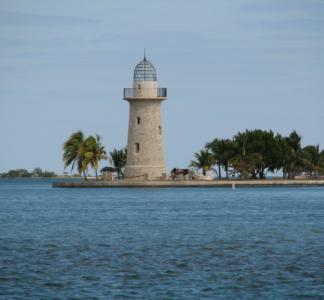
[206,138,235,179]
[31,167,56,177]
[109,148,127,179]
[190,149,215,176]
[63,131,108,180]
[63,131,90,180]
[273,134,290,179]
[85,135,108,179]
[320,150,324,175]
[6,169,31,178]
[284,131,304,179]
[197,129,323,180]
[32,167,43,177]
[230,130,280,179]
[303,145,321,176]
[42,171,56,177]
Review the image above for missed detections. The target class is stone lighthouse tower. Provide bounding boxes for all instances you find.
[123,53,167,180]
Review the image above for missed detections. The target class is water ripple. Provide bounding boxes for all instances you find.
[0,180,324,298]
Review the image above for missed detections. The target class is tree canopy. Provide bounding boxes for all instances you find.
[189,149,215,176]
[63,131,107,180]
[100,148,128,179]
[199,129,324,179]
[109,148,127,179]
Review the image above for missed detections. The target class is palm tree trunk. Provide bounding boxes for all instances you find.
[291,161,295,179]
[95,170,98,180]
[218,164,221,180]
[226,163,229,179]
[83,170,87,180]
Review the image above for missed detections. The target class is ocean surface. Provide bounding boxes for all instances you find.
[0,179,324,299]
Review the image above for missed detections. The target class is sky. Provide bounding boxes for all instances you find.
[1,0,324,174]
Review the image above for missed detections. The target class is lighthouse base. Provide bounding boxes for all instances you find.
[124,165,167,180]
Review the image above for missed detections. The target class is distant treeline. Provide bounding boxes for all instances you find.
[190,129,324,179]
[0,168,56,178]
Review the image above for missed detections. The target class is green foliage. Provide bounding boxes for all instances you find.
[32,168,43,177]
[109,148,127,179]
[42,171,56,177]
[282,131,304,179]
[63,131,107,180]
[190,149,215,176]
[202,129,324,179]
[206,138,235,179]
[85,135,108,179]
[6,169,31,178]
[31,168,56,177]
[302,145,322,177]
[0,168,56,178]
[100,148,127,179]
[231,129,282,179]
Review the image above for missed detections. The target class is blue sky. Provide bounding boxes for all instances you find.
[1,0,324,174]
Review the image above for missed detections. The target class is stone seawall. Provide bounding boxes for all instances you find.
[52,179,324,188]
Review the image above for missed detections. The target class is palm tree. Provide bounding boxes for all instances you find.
[63,131,89,180]
[206,138,235,179]
[303,145,321,176]
[206,139,222,179]
[86,135,108,180]
[190,149,215,176]
[320,150,324,175]
[109,148,127,179]
[285,131,303,179]
[63,131,107,180]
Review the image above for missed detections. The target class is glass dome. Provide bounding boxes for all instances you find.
[133,57,157,81]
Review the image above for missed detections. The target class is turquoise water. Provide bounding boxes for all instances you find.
[0,179,324,299]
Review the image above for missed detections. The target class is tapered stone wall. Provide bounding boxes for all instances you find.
[124,96,167,180]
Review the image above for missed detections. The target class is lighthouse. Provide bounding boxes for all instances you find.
[123,53,167,180]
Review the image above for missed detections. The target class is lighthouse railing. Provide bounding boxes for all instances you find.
[123,88,167,98]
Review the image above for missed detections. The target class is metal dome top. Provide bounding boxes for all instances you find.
[133,52,157,81]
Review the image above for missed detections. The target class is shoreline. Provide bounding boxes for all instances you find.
[52,179,324,188]
[0,176,81,180]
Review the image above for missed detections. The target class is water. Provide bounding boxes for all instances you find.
[1,179,324,299]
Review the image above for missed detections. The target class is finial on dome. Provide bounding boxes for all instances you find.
[144,48,146,61]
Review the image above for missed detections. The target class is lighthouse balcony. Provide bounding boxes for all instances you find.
[123,88,167,100]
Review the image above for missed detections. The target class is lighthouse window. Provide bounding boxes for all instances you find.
[137,117,141,124]
[159,126,162,135]
[135,143,140,153]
